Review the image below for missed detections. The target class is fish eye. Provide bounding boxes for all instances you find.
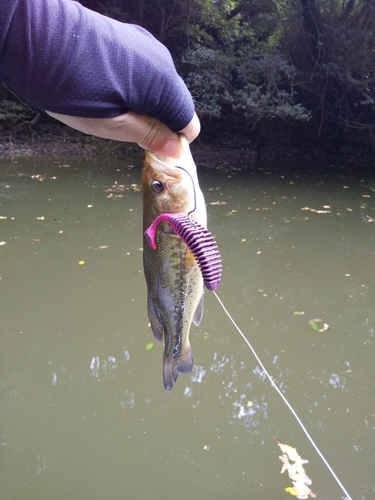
[151,180,164,193]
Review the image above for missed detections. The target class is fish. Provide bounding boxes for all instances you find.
[142,135,207,392]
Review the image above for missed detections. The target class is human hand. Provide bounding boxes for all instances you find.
[46,110,200,159]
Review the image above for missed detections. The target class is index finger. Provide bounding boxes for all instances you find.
[179,112,201,144]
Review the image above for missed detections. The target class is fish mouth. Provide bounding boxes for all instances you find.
[145,212,222,291]
[144,151,182,177]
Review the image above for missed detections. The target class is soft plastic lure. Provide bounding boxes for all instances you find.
[144,212,222,291]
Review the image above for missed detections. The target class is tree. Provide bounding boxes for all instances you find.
[284,0,375,140]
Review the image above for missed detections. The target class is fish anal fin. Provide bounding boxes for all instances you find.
[163,344,193,392]
[193,293,204,326]
[147,299,163,342]
[177,343,194,374]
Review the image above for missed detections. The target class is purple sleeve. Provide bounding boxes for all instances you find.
[0,0,194,132]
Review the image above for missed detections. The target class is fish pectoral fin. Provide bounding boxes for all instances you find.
[147,299,164,342]
[163,343,193,392]
[192,293,204,326]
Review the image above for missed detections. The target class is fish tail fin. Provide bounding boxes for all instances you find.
[163,343,193,392]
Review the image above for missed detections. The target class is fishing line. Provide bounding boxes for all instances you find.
[175,165,197,218]
[212,290,352,500]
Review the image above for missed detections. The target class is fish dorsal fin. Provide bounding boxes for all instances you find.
[147,298,163,342]
[193,293,204,326]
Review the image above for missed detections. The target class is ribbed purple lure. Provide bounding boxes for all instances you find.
[144,213,222,291]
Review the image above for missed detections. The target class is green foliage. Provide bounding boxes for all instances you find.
[179,0,375,139]
[0,84,39,130]
[180,1,311,126]
[182,48,230,118]
[280,0,375,137]
[0,99,34,125]
[183,48,311,124]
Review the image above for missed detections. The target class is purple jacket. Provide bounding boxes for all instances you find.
[0,0,194,132]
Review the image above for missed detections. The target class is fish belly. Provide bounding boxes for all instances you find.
[144,230,203,391]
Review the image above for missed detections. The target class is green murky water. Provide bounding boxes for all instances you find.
[1,155,374,499]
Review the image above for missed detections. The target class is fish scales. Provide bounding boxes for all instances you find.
[142,136,206,392]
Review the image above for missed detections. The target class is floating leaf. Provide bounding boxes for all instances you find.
[301,207,330,214]
[293,311,305,316]
[285,484,317,499]
[78,260,85,265]
[318,323,330,333]
[310,209,331,214]
[285,486,301,497]
[146,343,154,350]
[277,442,301,463]
[274,438,317,499]
[308,318,330,333]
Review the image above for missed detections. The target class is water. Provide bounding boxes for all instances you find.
[1,155,374,499]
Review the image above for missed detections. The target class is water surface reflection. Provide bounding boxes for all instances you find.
[1,157,374,499]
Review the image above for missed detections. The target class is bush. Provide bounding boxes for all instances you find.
[182,48,311,125]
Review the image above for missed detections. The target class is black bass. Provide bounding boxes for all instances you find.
[142,136,207,392]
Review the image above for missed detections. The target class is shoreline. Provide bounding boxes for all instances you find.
[0,122,374,174]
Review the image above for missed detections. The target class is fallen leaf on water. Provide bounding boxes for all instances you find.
[318,323,330,333]
[293,311,305,316]
[308,318,330,332]
[0,216,7,219]
[78,260,85,265]
[146,343,154,350]
[277,442,301,463]
[274,438,317,499]
[285,485,317,498]
[104,182,141,199]
[310,209,331,214]
[30,174,45,181]
[36,216,45,220]
[301,207,330,214]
